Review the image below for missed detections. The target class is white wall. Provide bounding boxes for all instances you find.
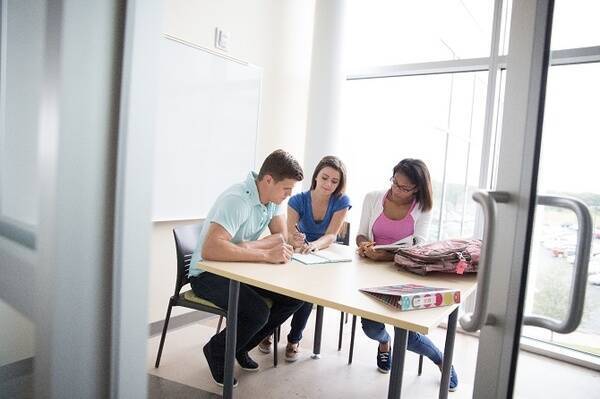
[163,0,314,163]
[148,0,315,323]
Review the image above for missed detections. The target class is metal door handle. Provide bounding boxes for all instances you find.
[460,190,510,332]
[523,195,593,333]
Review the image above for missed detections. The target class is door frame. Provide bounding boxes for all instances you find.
[472,1,554,397]
[110,0,162,397]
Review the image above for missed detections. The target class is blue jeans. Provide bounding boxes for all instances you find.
[287,301,313,344]
[361,318,443,364]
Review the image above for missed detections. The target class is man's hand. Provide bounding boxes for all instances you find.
[265,241,294,263]
[239,233,285,250]
[261,233,286,246]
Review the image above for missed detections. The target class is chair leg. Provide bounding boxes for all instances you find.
[273,328,278,367]
[216,315,224,334]
[338,312,344,351]
[348,315,357,365]
[155,300,174,368]
[418,354,424,376]
[345,312,349,324]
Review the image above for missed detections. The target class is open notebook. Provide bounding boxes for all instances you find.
[292,247,352,265]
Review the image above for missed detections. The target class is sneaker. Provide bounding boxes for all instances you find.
[285,342,299,362]
[376,346,392,374]
[438,363,459,392]
[202,342,238,388]
[236,351,260,372]
[258,336,272,354]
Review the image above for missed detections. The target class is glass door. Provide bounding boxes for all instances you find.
[518,0,600,365]
[465,0,600,397]
[1,1,44,396]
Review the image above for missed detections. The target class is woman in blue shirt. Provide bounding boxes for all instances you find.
[259,155,351,361]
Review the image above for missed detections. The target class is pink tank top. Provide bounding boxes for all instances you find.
[372,196,416,245]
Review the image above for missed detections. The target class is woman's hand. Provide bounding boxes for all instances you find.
[362,245,393,261]
[357,240,375,257]
[300,242,318,254]
[290,231,306,248]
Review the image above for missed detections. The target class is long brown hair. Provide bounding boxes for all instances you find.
[310,156,347,197]
[392,158,433,212]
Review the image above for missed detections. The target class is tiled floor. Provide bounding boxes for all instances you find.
[147,308,600,399]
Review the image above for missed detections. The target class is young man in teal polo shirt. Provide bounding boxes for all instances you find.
[189,149,305,386]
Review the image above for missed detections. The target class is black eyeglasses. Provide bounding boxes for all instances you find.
[390,177,416,193]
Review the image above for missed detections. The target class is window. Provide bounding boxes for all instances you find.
[522,63,600,357]
[342,0,493,240]
[339,71,487,241]
[551,0,600,50]
[342,0,600,365]
[346,0,494,69]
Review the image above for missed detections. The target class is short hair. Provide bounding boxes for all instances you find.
[258,149,304,182]
[310,155,347,197]
[393,158,433,212]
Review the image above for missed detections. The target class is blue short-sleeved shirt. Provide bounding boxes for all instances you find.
[188,171,283,277]
[288,191,351,242]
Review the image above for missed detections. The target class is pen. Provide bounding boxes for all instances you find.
[294,223,310,246]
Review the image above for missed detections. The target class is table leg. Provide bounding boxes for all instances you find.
[338,312,344,351]
[388,327,408,399]
[348,315,357,365]
[312,305,324,359]
[438,308,458,399]
[223,280,240,399]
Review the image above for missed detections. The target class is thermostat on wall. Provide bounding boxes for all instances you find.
[214,27,230,52]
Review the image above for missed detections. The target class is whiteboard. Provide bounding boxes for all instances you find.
[153,36,261,221]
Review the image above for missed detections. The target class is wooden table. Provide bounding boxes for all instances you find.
[198,244,477,399]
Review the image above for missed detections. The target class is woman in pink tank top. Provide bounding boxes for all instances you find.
[357,158,433,260]
[355,159,458,391]
[371,197,417,245]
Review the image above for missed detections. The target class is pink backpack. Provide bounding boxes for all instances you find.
[394,239,482,276]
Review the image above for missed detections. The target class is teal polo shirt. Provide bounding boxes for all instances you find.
[188,171,283,277]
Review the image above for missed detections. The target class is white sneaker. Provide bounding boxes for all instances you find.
[258,336,272,354]
[285,342,299,362]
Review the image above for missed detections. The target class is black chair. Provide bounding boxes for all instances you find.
[154,222,281,368]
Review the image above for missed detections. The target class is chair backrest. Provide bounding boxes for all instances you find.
[172,221,204,295]
[336,221,350,246]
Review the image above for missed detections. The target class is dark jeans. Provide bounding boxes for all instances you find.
[361,318,443,364]
[190,272,303,359]
[287,301,313,344]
